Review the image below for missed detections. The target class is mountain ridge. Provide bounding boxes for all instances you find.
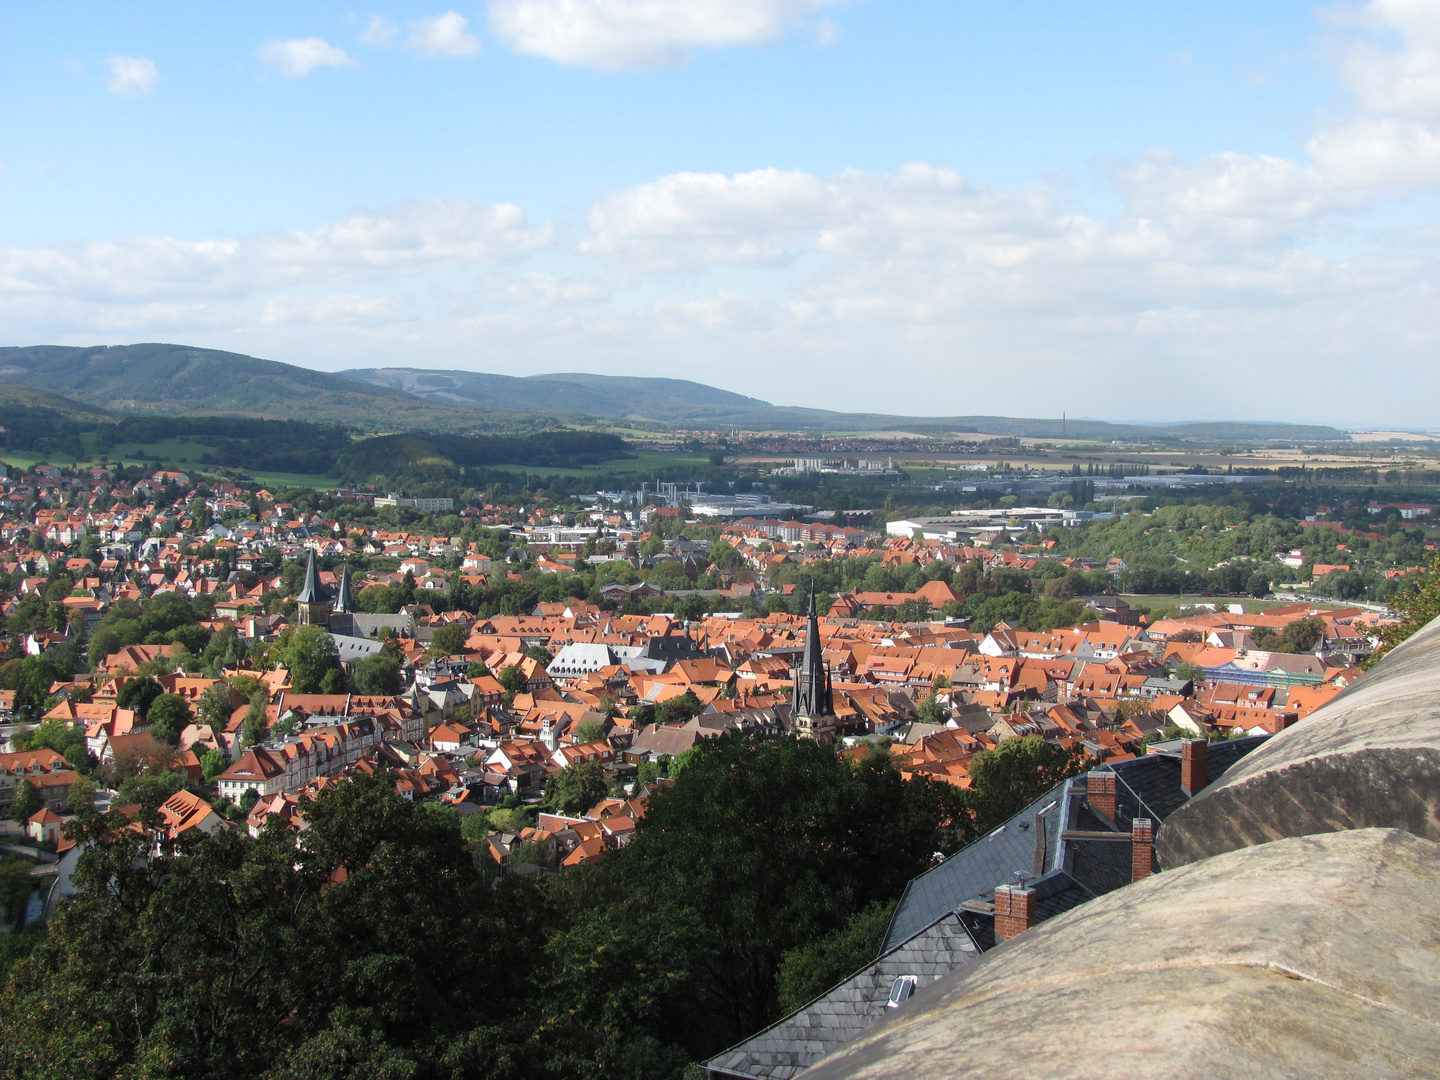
[0,345,1350,443]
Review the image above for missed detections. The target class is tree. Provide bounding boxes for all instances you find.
[544,761,609,817]
[775,901,895,1014]
[497,665,526,698]
[430,623,468,656]
[200,749,229,782]
[1280,616,1326,653]
[572,718,608,745]
[1173,662,1207,686]
[66,776,96,815]
[242,691,270,747]
[608,735,965,1043]
[116,770,186,815]
[116,675,164,719]
[0,859,33,927]
[14,716,86,764]
[11,779,42,824]
[965,734,1087,833]
[196,681,235,729]
[352,653,402,696]
[917,693,947,726]
[12,657,57,726]
[656,691,704,726]
[1369,553,1440,666]
[145,693,193,746]
[280,625,340,694]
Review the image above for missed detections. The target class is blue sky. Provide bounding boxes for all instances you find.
[1,1,1438,427]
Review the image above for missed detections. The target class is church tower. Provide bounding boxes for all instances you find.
[792,587,835,742]
[296,550,332,627]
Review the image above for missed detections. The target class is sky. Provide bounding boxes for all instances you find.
[1,1,1438,428]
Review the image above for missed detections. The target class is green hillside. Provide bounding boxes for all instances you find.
[0,344,1350,444]
[343,367,772,424]
[342,366,1347,443]
[0,344,558,434]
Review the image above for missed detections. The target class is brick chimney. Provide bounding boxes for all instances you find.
[1131,817,1154,881]
[1180,739,1208,797]
[993,883,1038,941]
[1086,770,1116,822]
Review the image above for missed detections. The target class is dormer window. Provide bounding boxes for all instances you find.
[887,975,919,1008]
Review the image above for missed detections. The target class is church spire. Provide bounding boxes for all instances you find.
[296,549,322,604]
[333,563,355,615]
[793,585,834,739]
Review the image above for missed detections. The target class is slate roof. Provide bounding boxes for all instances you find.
[704,912,985,1080]
[880,736,1269,953]
[881,782,1070,953]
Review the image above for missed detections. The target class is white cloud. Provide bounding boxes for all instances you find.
[488,0,844,70]
[261,293,407,326]
[106,55,159,97]
[361,15,400,45]
[0,199,551,305]
[584,168,840,272]
[258,37,358,77]
[407,12,482,56]
[1307,0,1440,188]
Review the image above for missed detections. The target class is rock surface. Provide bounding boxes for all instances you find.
[804,828,1440,1080]
[1158,614,1440,868]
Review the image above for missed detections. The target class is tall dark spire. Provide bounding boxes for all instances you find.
[296,549,322,604]
[793,585,833,724]
[333,563,354,615]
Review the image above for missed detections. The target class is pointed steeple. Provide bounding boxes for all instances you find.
[296,549,322,604]
[793,585,833,726]
[333,563,354,614]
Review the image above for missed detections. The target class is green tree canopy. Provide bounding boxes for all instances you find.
[145,693,193,746]
[352,653,402,696]
[544,761,609,817]
[430,623,468,656]
[280,625,340,694]
[116,675,164,719]
[965,734,1087,833]
[11,779,42,824]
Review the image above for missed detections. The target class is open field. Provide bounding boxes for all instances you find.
[478,448,713,480]
[1119,594,1360,615]
[739,441,1440,475]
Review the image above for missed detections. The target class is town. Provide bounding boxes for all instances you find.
[0,455,1420,902]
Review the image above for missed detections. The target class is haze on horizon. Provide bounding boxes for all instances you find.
[2,1,1439,429]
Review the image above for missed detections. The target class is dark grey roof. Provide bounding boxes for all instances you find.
[296,549,323,604]
[880,736,1269,953]
[332,564,354,614]
[881,783,1069,953]
[704,912,984,1080]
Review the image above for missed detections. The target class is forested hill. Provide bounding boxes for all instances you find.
[343,365,1347,443]
[0,343,1349,442]
[0,344,559,435]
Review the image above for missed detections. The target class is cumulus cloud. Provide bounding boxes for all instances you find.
[0,199,551,306]
[361,15,400,45]
[488,0,844,70]
[407,12,482,56]
[258,38,358,77]
[1308,0,1440,188]
[106,55,159,97]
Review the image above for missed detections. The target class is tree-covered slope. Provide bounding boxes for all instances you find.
[0,344,558,434]
[343,366,1348,442]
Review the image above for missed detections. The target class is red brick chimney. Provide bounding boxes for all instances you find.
[1131,817,1154,881]
[1086,770,1116,821]
[993,883,1038,941]
[1181,739,1208,797]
